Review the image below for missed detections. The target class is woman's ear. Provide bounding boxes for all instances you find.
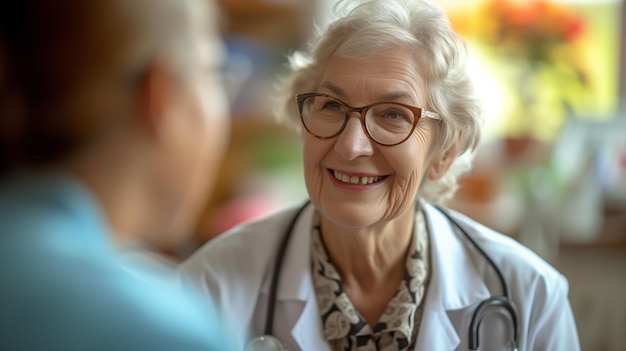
[428,137,461,180]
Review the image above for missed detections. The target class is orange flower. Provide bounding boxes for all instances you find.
[476,0,586,62]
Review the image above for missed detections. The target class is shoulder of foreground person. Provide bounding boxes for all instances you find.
[113,257,233,350]
[0,246,231,350]
[0,174,231,349]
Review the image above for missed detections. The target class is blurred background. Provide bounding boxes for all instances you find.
[176,0,625,349]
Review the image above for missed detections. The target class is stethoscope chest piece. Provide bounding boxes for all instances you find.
[245,335,287,351]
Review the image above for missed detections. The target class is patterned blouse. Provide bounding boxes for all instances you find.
[311,210,430,351]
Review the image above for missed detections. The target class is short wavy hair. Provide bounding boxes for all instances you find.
[274,0,482,204]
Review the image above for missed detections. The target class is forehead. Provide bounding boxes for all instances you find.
[318,52,425,103]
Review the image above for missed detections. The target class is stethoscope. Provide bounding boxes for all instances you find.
[245,201,519,351]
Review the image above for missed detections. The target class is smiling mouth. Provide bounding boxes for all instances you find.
[332,170,387,185]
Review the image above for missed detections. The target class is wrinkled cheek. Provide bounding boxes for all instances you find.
[302,158,324,201]
[389,170,422,216]
[301,140,326,204]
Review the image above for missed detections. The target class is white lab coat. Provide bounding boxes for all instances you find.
[181,201,580,351]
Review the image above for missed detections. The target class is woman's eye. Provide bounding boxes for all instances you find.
[321,100,343,111]
[385,110,406,119]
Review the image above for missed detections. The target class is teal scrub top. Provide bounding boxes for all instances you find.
[0,173,230,350]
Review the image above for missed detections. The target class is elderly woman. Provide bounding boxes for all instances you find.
[181,0,580,350]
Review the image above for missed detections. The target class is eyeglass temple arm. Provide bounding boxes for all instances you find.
[422,110,440,120]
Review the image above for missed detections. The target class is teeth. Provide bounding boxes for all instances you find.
[333,171,382,185]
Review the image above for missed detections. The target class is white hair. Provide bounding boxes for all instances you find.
[274,0,483,203]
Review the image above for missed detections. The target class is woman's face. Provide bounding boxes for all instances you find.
[302,52,441,230]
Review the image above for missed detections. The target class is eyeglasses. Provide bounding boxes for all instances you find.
[295,93,440,146]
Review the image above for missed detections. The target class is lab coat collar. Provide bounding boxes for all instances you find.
[415,202,491,349]
[260,202,491,305]
[260,201,491,350]
[422,202,491,310]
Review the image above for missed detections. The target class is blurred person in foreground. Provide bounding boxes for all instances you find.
[0,0,231,349]
[181,0,580,350]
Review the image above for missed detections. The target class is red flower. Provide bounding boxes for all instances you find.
[478,0,586,62]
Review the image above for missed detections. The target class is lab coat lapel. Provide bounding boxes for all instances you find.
[260,204,331,351]
[414,203,491,350]
[290,290,330,351]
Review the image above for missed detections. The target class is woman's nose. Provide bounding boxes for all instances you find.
[334,114,374,160]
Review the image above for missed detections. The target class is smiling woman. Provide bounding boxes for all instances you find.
[180,0,581,350]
